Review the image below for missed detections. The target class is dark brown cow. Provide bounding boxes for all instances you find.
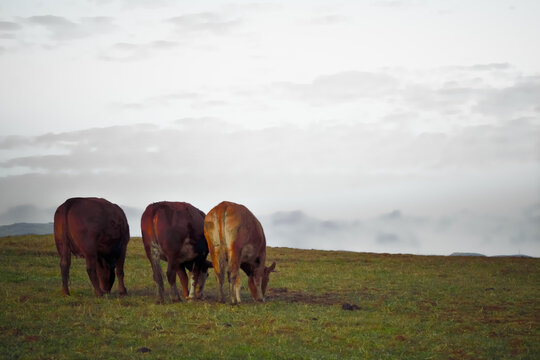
[204,201,276,304]
[53,197,129,297]
[141,202,211,304]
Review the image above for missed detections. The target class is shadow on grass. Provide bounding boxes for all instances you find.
[118,286,346,306]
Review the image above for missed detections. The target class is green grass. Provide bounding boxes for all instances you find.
[0,235,538,359]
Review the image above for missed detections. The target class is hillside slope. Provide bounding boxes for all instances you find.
[0,235,538,359]
[0,222,53,237]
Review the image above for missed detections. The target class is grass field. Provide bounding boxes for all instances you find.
[0,235,538,359]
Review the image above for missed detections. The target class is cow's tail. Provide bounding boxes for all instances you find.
[61,198,76,254]
[53,202,65,254]
[220,204,229,264]
[141,204,158,260]
[151,206,160,246]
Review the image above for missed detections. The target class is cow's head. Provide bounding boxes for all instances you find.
[261,261,277,296]
[191,260,213,299]
[97,262,115,293]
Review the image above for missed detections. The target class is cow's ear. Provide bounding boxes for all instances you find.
[268,261,276,272]
[206,260,214,269]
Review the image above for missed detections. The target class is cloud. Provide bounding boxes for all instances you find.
[452,63,512,71]
[0,20,22,50]
[26,15,76,28]
[111,92,199,108]
[373,1,409,8]
[309,15,349,26]
[379,209,403,220]
[474,77,540,118]
[0,21,22,31]
[0,112,537,235]
[375,232,400,244]
[440,118,540,165]
[24,15,116,41]
[87,0,173,8]
[168,12,242,35]
[381,68,540,126]
[1,113,538,178]
[99,40,178,61]
[273,71,399,104]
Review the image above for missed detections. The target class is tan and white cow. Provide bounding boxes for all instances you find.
[204,201,276,304]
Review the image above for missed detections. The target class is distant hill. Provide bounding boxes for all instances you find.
[449,252,486,257]
[0,222,54,237]
[492,254,533,258]
[450,252,533,258]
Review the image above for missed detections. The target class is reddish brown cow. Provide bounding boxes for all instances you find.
[141,202,211,304]
[53,197,129,297]
[204,201,276,304]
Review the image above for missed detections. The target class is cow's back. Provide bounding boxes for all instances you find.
[205,201,266,264]
[60,197,129,257]
[142,201,206,261]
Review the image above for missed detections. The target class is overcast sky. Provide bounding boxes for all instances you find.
[1,0,539,256]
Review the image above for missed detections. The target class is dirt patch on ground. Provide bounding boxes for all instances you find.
[266,287,341,305]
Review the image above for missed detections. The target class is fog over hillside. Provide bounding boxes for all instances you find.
[260,208,540,256]
[2,204,538,257]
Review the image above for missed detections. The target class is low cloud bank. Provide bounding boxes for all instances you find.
[260,206,540,257]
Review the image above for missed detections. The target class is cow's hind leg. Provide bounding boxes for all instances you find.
[166,261,182,303]
[59,251,71,296]
[228,261,241,305]
[212,249,227,303]
[177,266,190,299]
[150,242,165,304]
[116,243,128,296]
[214,266,226,303]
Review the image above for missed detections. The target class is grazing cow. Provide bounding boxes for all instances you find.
[141,202,211,304]
[204,201,276,304]
[53,197,129,297]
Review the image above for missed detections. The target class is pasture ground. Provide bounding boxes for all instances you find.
[0,235,538,359]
